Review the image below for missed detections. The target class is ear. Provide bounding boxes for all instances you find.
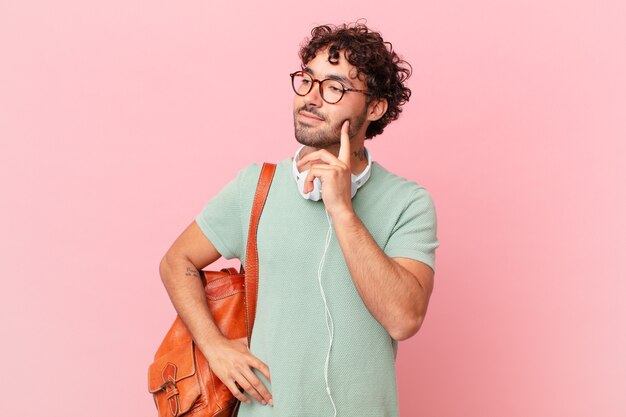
[367,98,388,122]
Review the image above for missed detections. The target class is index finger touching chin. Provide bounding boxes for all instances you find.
[339,120,351,164]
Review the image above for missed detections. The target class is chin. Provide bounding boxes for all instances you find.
[295,131,339,148]
[294,123,341,148]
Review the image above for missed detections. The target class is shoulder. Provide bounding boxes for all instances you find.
[236,162,263,181]
[237,158,291,182]
[369,162,435,206]
[228,162,265,192]
[230,159,291,200]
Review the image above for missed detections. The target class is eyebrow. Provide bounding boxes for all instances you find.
[303,66,355,88]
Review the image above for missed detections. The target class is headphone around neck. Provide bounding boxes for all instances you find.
[291,145,372,201]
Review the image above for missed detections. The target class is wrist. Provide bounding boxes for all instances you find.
[200,334,229,359]
[329,206,358,225]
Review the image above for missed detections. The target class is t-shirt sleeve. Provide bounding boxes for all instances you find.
[194,169,245,260]
[383,187,440,272]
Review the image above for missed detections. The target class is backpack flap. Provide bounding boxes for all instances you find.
[148,342,201,417]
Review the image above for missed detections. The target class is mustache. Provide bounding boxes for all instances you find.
[297,105,326,121]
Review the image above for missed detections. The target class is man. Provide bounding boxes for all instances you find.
[160,22,439,417]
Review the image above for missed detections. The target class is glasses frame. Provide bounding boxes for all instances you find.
[290,70,371,104]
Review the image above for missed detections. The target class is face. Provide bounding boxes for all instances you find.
[293,48,371,148]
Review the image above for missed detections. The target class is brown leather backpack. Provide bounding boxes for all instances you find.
[148,163,276,417]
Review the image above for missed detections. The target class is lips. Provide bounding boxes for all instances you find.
[298,109,325,121]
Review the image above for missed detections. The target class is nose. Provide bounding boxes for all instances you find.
[303,80,323,107]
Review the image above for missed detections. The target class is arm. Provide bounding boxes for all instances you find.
[331,211,434,341]
[159,220,227,350]
[159,220,273,406]
[297,121,435,341]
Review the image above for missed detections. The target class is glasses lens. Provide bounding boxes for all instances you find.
[320,80,344,104]
[292,72,312,96]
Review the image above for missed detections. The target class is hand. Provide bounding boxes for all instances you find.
[202,336,273,406]
[296,120,354,216]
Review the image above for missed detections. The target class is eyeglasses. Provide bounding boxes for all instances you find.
[290,70,371,104]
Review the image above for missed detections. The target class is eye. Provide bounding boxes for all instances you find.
[328,85,343,92]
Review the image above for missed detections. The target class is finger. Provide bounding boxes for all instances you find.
[338,120,351,166]
[250,356,272,383]
[297,149,340,169]
[303,165,336,194]
[228,380,251,404]
[235,371,268,405]
[296,157,324,172]
[240,366,273,404]
[305,165,336,181]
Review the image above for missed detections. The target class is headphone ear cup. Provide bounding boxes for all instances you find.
[350,180,358,199]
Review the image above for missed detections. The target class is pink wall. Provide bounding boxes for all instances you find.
[1,1,624,416]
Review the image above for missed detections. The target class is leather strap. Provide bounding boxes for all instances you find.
[244,163,276,348]
[161,362,180,416]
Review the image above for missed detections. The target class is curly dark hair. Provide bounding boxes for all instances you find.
[298,22,412,139]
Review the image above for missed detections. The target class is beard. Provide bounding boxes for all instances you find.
[294,105,368,148]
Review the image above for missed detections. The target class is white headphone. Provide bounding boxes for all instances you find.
[291,144,373,416]
[292,145,372,201]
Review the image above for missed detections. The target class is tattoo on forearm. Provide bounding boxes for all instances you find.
[185,266,200,278]
[353,148,365,162]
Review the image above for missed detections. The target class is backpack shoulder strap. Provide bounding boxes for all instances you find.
[244,162,276,346]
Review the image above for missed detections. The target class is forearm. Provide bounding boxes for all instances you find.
[159,255,228,354]
[331,210,428,340]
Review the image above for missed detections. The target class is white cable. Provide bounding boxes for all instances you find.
[317,209,337,417]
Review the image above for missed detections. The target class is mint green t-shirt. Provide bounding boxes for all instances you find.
[195,157,439,417]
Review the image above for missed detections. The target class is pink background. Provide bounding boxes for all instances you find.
[1,1,624,416]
